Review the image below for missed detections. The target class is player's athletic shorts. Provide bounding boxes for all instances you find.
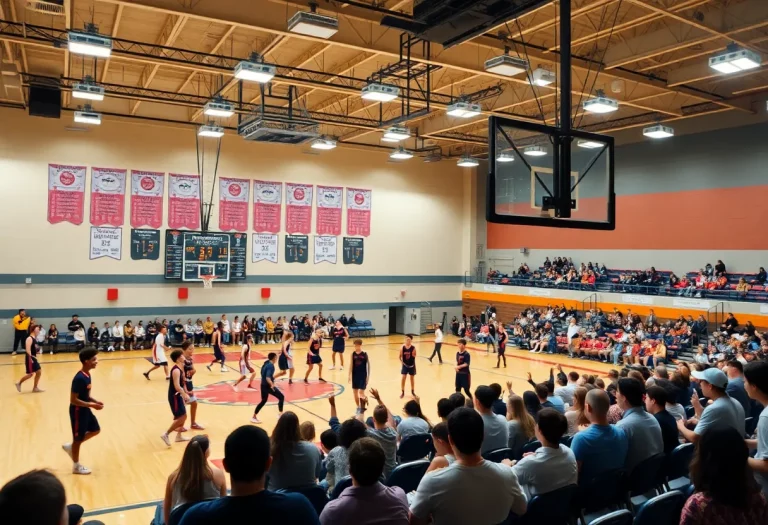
[307,354,322,365]
[239,361,254,375]
[456,373,471,391]
[498,343,506,355]
[25,355,40,374]
[401,365,416,376]
[332,340,345,353]
[352,374,367,390]
[169,394,186,418]
[278,354,293,370]
[213,345,225,361]
[69,405,100,442]
[186,381,194,392]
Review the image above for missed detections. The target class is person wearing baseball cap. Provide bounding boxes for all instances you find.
[678,367,745,443]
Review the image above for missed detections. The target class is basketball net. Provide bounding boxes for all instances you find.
[201,275,218,289]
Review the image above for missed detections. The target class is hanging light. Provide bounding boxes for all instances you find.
[361,82,399,102]
[234,54,276,83]
[72,77,105,101]
[642,124,674,139]
[457,155,479,167]
[446,101,482,118]
[496,151,515,162]
[583,90,619,114]
[73,104,101,125]
[709,44,761,74]
[382,126,411,141]
[390,147,413,160]
[577,140,604,149]
[198,123,224,138]
[310,137,337,150]
[531,68,555,86]
[68,25,112,58]
[523,145,547,156]
[484,47,528,77]
[204,98,235,118]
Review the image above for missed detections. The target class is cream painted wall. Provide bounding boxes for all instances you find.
[0,107,467,277]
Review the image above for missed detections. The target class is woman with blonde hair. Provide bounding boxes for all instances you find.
[565,387,589,436]
[163,435,226,524]
[506,394,536,459]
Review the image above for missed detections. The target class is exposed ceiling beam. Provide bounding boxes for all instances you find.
[668,56,768,87]
[175,24,236,94]
[100,3,125,83]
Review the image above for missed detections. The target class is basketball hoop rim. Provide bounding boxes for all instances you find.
[201,275,218,288]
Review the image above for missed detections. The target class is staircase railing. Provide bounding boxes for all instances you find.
[581,293,597,318]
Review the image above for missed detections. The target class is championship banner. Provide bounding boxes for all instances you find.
[130,170,164,229]
[316,185,343,235]
[253,180,282,233]
[90,167,126,227]
[168,173,201,230]
[48,164,86,224]
[219,178,249,232]
[285,235,309,264]
[342,237,364,265]
[89,227,122,260]
[346,187,372,237]
[286,183,313,234]
[314,236,337,264]
[252,233,278,263]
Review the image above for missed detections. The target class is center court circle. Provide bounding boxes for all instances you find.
[194,379,343,406]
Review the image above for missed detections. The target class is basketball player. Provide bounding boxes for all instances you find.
[496,321,508,368]
[206,321,228,372]
[15,324,44,393]
[304,329,326,383]
[329,320,349,371]
[428,323,444,364]
[275,331,295,384]
[348,339,370,414]
[399,334,417,399]
[251,352,285,424]
[232,334,257,391]
[181,340,204,431]
[62,348,102,475]
[143,325,169,380]
[161,350,191,447]
[455,338,472,398]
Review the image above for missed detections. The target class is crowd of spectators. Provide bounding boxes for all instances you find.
[6,358,768,525]
[8,310,361,355]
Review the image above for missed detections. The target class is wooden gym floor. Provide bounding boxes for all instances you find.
[0,334,613,524]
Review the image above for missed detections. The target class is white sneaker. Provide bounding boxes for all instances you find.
[50,351,53,355]
[231,384,238,392]
[175,434,190,442]
[161,434,171,447]
[14,382,21,392]
[328,365,335,370]
[339,366,344,371]
[221,366,228,372]
[73,464,91,475]
[62,443,73,460]
[250,417,262,424]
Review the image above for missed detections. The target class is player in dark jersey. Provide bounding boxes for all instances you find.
[275,331,295,384]
[348,339,370,414]
[232,334,257,391]
[206,322,228,373]
[399,334,417,399]
[329,320,349,371]
[161,350,191,447]
[495,320,508,368]
[455,338,472,398]
[251,352,285,424]
[15,324,44,393]
[62,348,102,475]
[181,340,204,431]
[304,329,326,383]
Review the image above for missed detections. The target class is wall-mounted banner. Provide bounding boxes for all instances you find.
[253,233,278,263]
[483,284,503,293]
[253,180,282,233]
[314,236,337,264]
[622,294,654,305]
[760,304,768,314]
[130,170,164,229]
[130,228,160,260]
[90,227,122,260]
[286,183,313,234]
[672,298,712,310]
[528,288,552,297]
[285,234,309,264]
[316,185,342,235]
[90,167,126,227]
[219,177,249,232]
[48,164,86,224]
[346,187,372,237]
[168,173,201,230]
[342,237,364,265]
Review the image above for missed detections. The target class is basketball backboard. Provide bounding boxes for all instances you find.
[487,116,615,230]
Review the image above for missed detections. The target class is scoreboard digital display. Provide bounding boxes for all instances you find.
[183,234,230,263]
[164,230,247,281]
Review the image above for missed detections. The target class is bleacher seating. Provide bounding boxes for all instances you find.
[347,320,375,337]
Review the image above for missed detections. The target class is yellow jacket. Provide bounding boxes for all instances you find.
[13,315,31,331]
[203,321,215,334]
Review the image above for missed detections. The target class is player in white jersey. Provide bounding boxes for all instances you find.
[143,325,170,380]
[232,334,257,391]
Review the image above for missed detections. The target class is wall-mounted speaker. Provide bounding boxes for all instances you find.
[520,247,529,254]
[28,84,61,118]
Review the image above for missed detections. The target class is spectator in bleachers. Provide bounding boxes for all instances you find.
[615,378,663,471]
[320,438,408,525]
[325,415,367,493]
[677,368,745,443]
[565,387,588,436]
[99,322,112,351]
[202,317,214,347]
[396,400,432,442]
[507,408,576,498]
[67,314,84,334]
[183,319,195,342]
[723,360,752,417]
[643,386,678,455]
[358,390,397,479]
[506,393,536,458]
[426,422,455,473]
[409,408,527,525]
[570,389,628,481]
[554,367,579,405]
[194,320,204,345]
[680,427,768,525]
[111,320,124,351]
[744,361,768,495]
[220,315,231,345]
[473,386,509,454]
[46,324,58,355]
[721,312,739,335]
[751,266,766,285]
[715,259,726,275]
[267,412,322,491]
[349,314,357,326]
[737,277,751,296]
[134,321,146,349]
[72,325,85,351]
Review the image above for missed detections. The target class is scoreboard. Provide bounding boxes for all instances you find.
[164,230,247,281]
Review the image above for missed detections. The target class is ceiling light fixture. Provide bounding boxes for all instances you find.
[523,145,547,157]
[531,68,555,86]
[68,25,112,58]
[642,124,674,139]
[287,2,338,39]
[496,151,515,162]
[390,146,413,160]
[446,100,482,118]
[484,47,528,77]
[361,82,399,102]
[383,126,410,141]
[198,123,224,138]
[234,54,276,83]
[577,140,604,149]
[72,77,105,101]
[457,154,479,167]
[310,137,337,150]
[73,104,101,125]
[709,44,762,74]
[583,90,619,114]
[204,98,235,118]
